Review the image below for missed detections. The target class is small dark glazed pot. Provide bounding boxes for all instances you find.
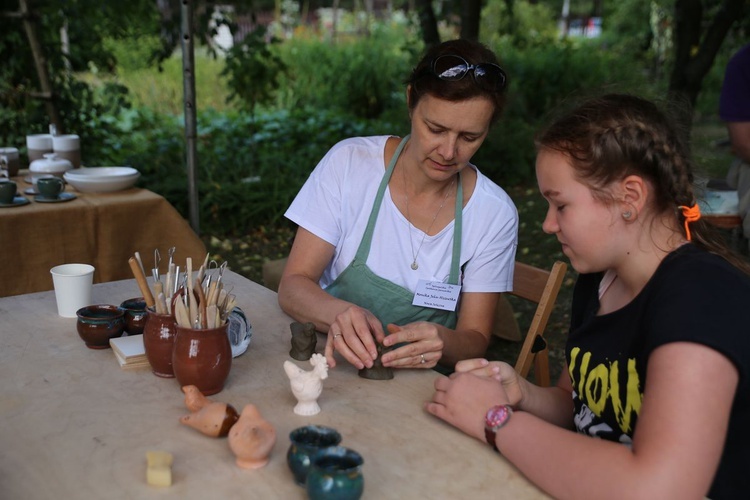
[306,446,364,500]
[119,297,147,335]
[76,305,125,349]
[287,425,342,486]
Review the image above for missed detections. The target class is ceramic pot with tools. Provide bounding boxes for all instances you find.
[172,322,232,396]
[29,153,73,184]
[142,307,178,378]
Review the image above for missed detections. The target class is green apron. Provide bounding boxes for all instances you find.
[325,135,463,333]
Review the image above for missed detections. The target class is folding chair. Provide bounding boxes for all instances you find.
[503,260,567,387]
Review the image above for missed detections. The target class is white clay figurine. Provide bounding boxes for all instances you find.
[283,353,329,416]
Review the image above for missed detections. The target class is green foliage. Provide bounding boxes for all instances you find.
[273,24,420,119]
[481,0,559,48]
[113,51,230,114]
[103,33,164,73]
[222,26,288,112]
[109,106,401,234]
[472,38,655,184]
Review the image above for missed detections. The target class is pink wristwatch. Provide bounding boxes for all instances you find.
[484,404,513,452]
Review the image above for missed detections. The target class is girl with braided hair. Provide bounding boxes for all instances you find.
[427,94,750,499]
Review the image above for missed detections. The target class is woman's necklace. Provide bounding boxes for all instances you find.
[402,162,455,271]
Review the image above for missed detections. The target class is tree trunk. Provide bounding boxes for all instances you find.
[18,0,63,133]
[460,0,482,41]
[668,0,744,132]
[414,0,440,48]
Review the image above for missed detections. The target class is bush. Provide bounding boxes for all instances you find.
[273,24,419,120]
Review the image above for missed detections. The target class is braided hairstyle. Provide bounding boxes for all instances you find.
[536,93,750,275]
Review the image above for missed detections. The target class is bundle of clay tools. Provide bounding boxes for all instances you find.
[128,248,236,329]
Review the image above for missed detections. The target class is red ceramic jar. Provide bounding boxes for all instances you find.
[172,322,231,396]
[142,308,177,378]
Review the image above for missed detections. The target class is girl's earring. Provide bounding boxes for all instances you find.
[622,211,632,220]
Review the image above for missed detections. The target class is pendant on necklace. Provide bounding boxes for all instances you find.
[411,261,419,271]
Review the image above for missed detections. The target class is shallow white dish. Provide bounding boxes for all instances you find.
[64,167,140,193]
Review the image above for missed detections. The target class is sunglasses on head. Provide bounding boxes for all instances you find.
[430,55,507,92]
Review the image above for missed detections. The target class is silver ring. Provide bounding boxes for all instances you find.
[333,334,342,340]
[420,354,426,364]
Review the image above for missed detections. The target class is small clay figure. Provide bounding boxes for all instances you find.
[289,321,317,361]
[283,353,329,416]
[358,343,394,380]
[179,401,239,437]
[228,404,277,469]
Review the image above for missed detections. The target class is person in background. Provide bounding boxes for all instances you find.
[427,93,750,499]
[720,43,750,247]
[278,39,518,373]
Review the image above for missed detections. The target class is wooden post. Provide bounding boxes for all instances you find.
[181,0,200,234]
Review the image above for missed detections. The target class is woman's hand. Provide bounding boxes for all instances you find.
[324,305,385,369]
[425,371,510,442]
[380,323,445,369]
[454,358,526,408]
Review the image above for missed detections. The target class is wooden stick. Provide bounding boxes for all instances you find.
[153,282,166,314]
[194,278,208,329]
[129,257,155,308]
[186,258,197,326]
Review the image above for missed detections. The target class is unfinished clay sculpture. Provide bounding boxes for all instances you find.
[289,321,317,361]
[228,404,277,469]
[283,353,328,416]
[358,343,394,380]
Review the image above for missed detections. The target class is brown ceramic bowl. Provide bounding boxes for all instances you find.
[119,297,147,335]
[76,304,125,349]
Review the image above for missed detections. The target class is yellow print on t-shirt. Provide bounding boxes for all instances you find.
[568,347,643,434]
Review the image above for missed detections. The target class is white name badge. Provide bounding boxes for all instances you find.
[412,280,461,312]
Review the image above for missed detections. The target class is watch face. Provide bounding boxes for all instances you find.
[485,405,511,428]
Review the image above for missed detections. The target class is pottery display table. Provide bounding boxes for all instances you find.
[0,271,549,499]
[0,174,206,297]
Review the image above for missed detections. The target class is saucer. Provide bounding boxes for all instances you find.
[34,192,77,203]
[24,187,39,195]
[0,196,30,208]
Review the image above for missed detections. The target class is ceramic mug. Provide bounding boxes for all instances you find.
[37,176,64,199]
[0,147,20,177]
[0,180,17,204]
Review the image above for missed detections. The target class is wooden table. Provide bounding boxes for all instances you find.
[0,174,206,297]
[0,271,548,499]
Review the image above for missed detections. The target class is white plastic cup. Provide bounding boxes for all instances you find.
[50,264,95,318]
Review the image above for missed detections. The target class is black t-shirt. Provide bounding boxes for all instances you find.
[567,244,750,499]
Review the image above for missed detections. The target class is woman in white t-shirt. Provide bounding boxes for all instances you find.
[279,39,519,373]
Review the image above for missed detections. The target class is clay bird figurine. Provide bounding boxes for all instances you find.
[228,404,277,469]
[182,384,213,412]
[180,401,239,438]
[283,353,329,416]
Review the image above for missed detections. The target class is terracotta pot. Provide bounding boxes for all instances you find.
[172,322,231,396]
[142,307,177,378]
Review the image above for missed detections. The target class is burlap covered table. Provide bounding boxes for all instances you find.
[1,177,206,297]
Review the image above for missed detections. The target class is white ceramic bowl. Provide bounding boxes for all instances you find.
[63,167,140,193]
